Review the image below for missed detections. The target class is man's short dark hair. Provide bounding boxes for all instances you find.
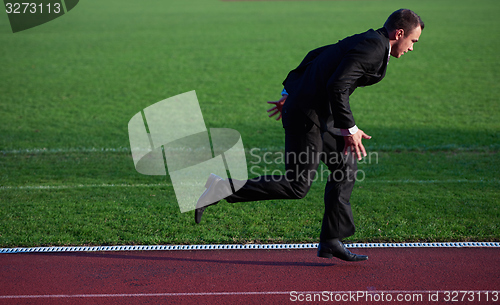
[384,9,425,35]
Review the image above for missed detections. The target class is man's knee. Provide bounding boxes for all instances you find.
[285,165,318,199]
[289,180,311,199]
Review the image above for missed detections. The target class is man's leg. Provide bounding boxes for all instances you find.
[227,117,322,203]
[319,131,357,241]
[315,131,367,261]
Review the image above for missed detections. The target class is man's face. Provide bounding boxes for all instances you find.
[391,26,422,58]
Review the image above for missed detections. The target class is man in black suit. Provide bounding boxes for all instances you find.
[196,9,424,261]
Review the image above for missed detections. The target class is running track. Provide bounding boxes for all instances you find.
[0,246,499,304]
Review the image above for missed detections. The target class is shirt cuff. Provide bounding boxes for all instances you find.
[281,88,288,96]
[340,125,359,136]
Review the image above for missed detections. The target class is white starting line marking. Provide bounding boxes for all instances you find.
[1,242,499,254]
[0,290,497,299]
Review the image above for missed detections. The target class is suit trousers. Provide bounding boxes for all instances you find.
[226,111,357,241]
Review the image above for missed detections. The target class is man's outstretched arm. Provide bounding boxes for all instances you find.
[267,90,287,121]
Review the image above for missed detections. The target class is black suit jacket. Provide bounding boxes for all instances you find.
[282,28,390,131]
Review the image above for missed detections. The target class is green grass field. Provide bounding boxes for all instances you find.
[1,0,499,247]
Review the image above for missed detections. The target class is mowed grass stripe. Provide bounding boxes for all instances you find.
[0,182,498,246]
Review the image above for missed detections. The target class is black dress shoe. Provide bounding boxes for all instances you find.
[194,204,215,224]
[317,239,368,261]
[194,174,231,224]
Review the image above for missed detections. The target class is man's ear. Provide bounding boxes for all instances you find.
[389,29,405,40]
[395,29,404,40]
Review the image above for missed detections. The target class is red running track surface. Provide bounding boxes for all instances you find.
[0,247,499,304]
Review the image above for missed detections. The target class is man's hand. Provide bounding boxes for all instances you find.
[343,129,372,161]
[267,95,287,121]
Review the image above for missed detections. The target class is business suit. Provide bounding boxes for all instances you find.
[225,27,390,241]
[282,27,390,130]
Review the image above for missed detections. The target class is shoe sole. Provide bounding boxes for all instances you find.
[317,246,368,261]
[317,250,334,259]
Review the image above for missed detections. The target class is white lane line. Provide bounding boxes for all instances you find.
[0,183,171,190]
[1,179,497,191]
[0,147,270,154]
[0,147,132,154]
[1,292,288,299]
[0,290,497,299]
[1,144,498,154]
